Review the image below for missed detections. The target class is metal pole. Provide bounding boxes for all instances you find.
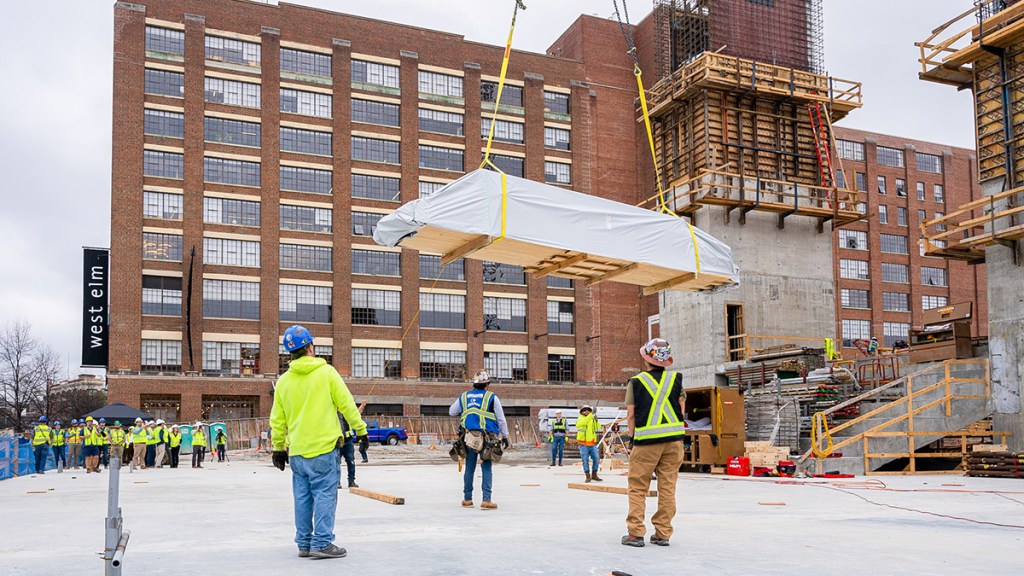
[103,453,124,575]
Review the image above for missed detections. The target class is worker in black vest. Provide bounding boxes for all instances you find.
[550,410,567,466]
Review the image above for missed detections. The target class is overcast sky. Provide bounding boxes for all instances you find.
[0,0,976,377]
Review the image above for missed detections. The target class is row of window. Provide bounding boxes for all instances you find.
[840,320,911,348]
[835,140,943,174]
[835,169,945,203]
[839,260,953,292]
[839,289,949,311]
[839,228,951,256]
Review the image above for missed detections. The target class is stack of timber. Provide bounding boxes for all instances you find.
[744,441,791,469]
[966,445,1024,479]
[725,346,826,388]
[744,397,801,454]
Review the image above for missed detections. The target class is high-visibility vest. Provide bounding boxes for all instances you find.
[109,429,125,446]
[98,427,110,445]
[131,426,147,443]
[575,413,600,445]
[33,425,51,446]
[52,429,65,447]
[216,432,226,446]
[192,429,206,447]
[552,418,567,434]
[83,426,99,446]
[459,389,499,433]
[67,428,82,444]
[632,370,686,442]
[146,430,158,445]
[169,432,181,448]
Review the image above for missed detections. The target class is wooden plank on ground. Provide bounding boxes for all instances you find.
[349,487,405,505]
[568,483,656,497]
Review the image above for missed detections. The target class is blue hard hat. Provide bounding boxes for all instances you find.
[54,421,61,426]
[71,419,78,425]
[99,418,106,424]
[283,325,313,353]
[38,415,47,423]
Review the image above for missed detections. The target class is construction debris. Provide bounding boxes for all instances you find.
[567,483,656,497]
[966,450,1024,479]
[349,487,405,505]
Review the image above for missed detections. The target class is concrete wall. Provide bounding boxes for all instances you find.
[659,209,835,387]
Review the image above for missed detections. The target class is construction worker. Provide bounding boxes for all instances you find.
[66,419,82,470]
[108,422,126,465]
[191,422,207,468]
[51,421,66,472]
[154,420,168,468]
[130,418,147,470]
[215,428,227,462]
[576,406,603,483]
[82,417,101,473]
[270,325,367,560]
[621,338,686,548]
[168,425,182,468]
[98,418,110,469]
[449,369,510,510]
[337,416,359,489]
[31,416,51,474]
[550,410,567,467]
[144,421,158,468]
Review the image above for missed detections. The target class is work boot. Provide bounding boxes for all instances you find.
[310,544,347,559]
[298,549,310,558]
[621,535,645,547]
[591,471,603,482]
[481,501,498,510]
[550,461,556,466]
[461,500,474,508]
[348,482,359,488]
[585,471,592,483]
[650,534,670,547]
[558,461,563,466]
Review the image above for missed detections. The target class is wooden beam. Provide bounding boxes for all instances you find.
[349,487,405,505]
[584,262,639,286]
[530,253,589,278]
[568,483,656,497]
[442,234,491,265]
[642,272,697,296]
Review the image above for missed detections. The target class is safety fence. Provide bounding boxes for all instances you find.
[0,435,56,481]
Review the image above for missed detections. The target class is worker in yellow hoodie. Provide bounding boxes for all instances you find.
[576,405,604,483]
[271,325,367,560]
[191,422,207,468]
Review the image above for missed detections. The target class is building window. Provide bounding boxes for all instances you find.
[141,339,182,372]
[281,204,332,233]
[883,292,910,312]
[921,267,948,287]
[143,191,183,220]
[351,60,400,89]
[419,145,464,171]
[418,108,464,135]
[877,175,886,195]
[897,207,908,227]
[143,232,183,261]
[204,237,260,267]
[280,166,332,194]
[144,68,184,97]
[877,146,905,167]
[202,342,260,376]
[481,81,523,108]
[545,161,571,185]
[547,301,574,334]
[916,152,943,174]
[881,262,910,284]
[856,202,868,214]
[145,26,184,55]
[543,91,570,115]
[852,173,865,192]
[879,233,908,254]
[935,212,946,232]
[280,344,333,372]
[483,261,525,284]
[485,154,525,177]
[352,137,400,164]
[934,184,945,203]
[418,71,463,98]
[143,150,184,179]
[279,284,332,323]
[352,99,400,127]
[142,275,182,316]
[836,139,865,161]
[895,178,907,198]
[281,127,331,156]
[420,293,466,329]
[483,351,527,380]
[839,229,868,250]
[836,170,846,189]
[204,157,261,187]
[839,259,869,280]
[352,347,401,378]
[883,322,910,348]
[204,197,260,227]
[352,249,400,276]
[352,173,400,201]
[918,209,927,224]
[547,276,574,289]
[280,88,331,118]
[483,297,527,332]
[144,109,184,138]
[841,319,871,347]
[544,126,571,150]
[204,77,261,108]
[922,295,949,310]
[420,350,466,379]
[280,244,332,272]
[419,255,465,281]
[204,116,261,147]
[418,181,446,198]
[547,355,575,382]
[878,205,888,224]
[480,118,524,144]
[352,289,401,326]
[203,279,260,319]
[916,181,926,200]
[352,211,383,236]
[205,35,260,66]
[840,288,870,309]
[281,48,331,77]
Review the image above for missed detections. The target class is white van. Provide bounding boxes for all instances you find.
[538,407,627,434]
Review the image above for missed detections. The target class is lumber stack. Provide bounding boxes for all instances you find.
[744,441,790,469]
[966,445,1024,478]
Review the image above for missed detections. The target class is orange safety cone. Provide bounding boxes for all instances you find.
[534,440,540,447]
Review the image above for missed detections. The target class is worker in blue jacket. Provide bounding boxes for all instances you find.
[449,370,510,510]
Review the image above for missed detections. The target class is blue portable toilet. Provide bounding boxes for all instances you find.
[209,422,227,449]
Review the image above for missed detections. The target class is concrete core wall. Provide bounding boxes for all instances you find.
[659,209,835,387]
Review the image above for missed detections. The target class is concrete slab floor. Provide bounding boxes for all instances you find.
[2,456,1023,575]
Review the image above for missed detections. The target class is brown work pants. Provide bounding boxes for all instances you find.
[132,442,147,469]
[626,440,684,539]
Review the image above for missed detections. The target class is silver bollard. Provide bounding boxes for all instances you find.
[103,453,126,576]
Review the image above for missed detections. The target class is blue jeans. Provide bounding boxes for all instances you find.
[551,436,565,464]
[290,448,341,551]
[579,444,600,473]
[53,445,66,468]
[34,445,48,473]
[339,438,356,485]
[463,448,492,502]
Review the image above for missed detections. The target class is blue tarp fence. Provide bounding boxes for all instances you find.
[0,435,56,480]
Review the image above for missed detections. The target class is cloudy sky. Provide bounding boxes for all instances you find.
[0,0,975,377]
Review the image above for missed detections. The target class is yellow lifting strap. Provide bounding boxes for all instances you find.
[810,411,834,458]
[481,1,526,168]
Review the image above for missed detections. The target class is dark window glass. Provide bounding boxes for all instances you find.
[142,275,182,316]
[543,91,570,115]
[204,117,261,147]
[280,204,332,233]
[352,173,401,201]
[352,249,400,276]
[203,238,260,267]
[281,127,331,156]
[419,293,465,329]
[145,26,184,55]
[203,279,260,319]
[545,161,571,184]
[280,244,332,271]
[419,350,467,380]
[841,319,871,347]
[547,354,575,382]
[483,297,527,332]
[544,127,570,150]
[547,276,574,289]
[484,154,524,178]
[881,263,910,283]
[279,284,332,323]
[281,48,331,77]
[143,232,183,261]
[144,69,184,97]
[419,255,465,280]
[351,61,400,88]
[877,146,905,167]
[143,191,183,220]
[419,145,464,171]
[836,139,865,161]
[915,152,943,174]
[144,109,184,138]
[352,289,401,326]
[144,150,184,179]
[481,81,523,107]
[202,342,260,375]
[840,289,870,309]
[883,322,910,349]
[352,137,400,164]
[352,99,400,127]
[204,157,261,186]
[547,301,574,334]
[882,292,910,312]
[418,108,463,135]
[483,261,525,284]
[204,197,260,226]
[205,36,260,66]
[280,89,331,118]
[921,267,948,287]
[352,211,383,236]
[280,166,332,194]
[879,233,908,254]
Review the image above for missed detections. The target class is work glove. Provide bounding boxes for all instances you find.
[501,438,510,450]
[272,450,288,471]
[357,435,369,449]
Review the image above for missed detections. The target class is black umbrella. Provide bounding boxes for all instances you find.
[84,402,153,422]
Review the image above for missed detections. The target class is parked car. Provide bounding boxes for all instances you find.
[365,420,408,445]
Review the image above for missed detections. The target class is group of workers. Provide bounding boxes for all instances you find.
[269,323,686,560]
[29,416,228,473]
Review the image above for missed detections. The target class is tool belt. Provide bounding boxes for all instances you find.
[449,427,502,463]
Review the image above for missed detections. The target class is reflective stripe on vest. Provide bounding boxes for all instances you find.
[33,425,51,445]
[52,430,65,446]
[552,418,567,432]
[170,432,182,448]
[633,371,686,441]
[83,427,98,446]
[67,429,82,444]
[460,390,497,432]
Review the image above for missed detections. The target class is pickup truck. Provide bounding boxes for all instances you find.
[365,420,408,445]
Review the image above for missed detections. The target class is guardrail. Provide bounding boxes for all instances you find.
[921,184,1024,261]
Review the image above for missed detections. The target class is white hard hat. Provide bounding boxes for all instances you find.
[134,417,142,422]
[156,419,165,425]
[194,421,203,427]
